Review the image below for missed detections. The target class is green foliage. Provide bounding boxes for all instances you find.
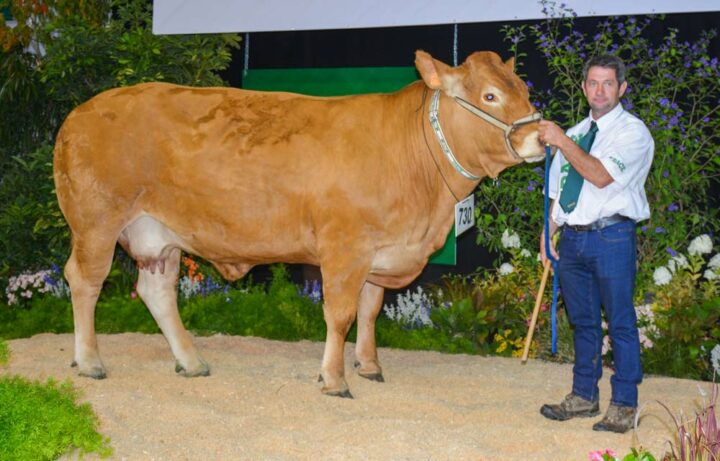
[0,265,325,341]
[0,338,8,365]
[644,295,720,380]
[182,266,327,341]
[0,0,240,284]
[375,316,477,354]
[0,145,69,285]
[479,3,720,294]
[39,0,239,108]
[639,239,720,380]
[0,375,112,460]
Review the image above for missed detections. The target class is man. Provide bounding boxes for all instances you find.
[537,55,654,433]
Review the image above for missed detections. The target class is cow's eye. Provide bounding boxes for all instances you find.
[484,93,496,102]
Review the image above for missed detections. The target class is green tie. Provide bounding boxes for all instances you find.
[559,121,598,213]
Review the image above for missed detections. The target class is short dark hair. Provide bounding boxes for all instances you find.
[582,55,626,84]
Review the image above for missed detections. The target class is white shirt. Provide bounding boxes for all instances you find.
[548,103,654,226]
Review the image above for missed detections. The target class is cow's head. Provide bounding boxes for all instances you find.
[415,50,544,179]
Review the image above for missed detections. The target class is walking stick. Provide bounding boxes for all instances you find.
[521,259,551,363]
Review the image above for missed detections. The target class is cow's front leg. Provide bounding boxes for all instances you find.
[318,263,369,398]
[354,281,384,382]
[136,248,209,377]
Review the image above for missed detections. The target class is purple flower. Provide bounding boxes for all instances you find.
[43,274,57,287]
[668,203,679,212]
[526,80,534,89]
[702,116,710,123]
[663,170,670,178]
[641,225,647,232]
[527,180,538,192]
[666,247,677,257]
[655,227,665,234]
[659,97,670,107]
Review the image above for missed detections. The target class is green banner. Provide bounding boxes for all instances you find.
[242,67,455,265]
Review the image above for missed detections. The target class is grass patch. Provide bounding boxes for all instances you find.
[0,375,112,460]
[0,338,8,366]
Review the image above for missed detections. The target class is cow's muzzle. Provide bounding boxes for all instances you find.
[453,96,542,162]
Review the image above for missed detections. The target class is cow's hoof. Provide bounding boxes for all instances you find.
[175,360,210,377]
[354,361,384,382]
[359,371,385,382]
[324,389,354,399]
[78,366,107,380]
[72,360,107,379]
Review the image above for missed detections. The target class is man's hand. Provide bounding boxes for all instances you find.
[540,201,560,265]
[538,120,569,149]
[540,229,560,266]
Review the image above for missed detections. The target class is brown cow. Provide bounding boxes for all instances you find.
[54,50,544,397]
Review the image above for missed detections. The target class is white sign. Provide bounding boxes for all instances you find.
[455,194,475,237]
[153,1,719,35]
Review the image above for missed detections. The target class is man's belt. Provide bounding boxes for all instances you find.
[565,214,633,232]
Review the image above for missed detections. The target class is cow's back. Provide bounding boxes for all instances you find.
[53,82,433,267]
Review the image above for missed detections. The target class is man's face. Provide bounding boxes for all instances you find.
[582,66,627,118]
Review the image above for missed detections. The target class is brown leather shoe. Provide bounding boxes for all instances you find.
[592,403,638,433]
[540,393,600,421]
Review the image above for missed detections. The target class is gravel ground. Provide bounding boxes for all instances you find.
[3,333,711,460]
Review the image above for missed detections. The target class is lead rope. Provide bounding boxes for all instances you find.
[543,145,559,354]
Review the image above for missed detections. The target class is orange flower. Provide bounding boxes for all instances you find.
[182,256,204,282]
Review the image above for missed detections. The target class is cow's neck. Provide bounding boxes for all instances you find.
[399,84,487,254]
[416,85,486,203]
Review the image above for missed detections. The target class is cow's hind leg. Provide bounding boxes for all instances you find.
[65,237,116,379]
[135,247,209,377]
[354,281,384,382]
[318,261,371,398]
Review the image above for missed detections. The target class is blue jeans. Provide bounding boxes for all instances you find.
[558,220,642,407]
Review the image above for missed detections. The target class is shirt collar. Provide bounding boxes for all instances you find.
[586,103,624,132]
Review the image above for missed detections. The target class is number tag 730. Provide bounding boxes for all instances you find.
[454,194,475,237]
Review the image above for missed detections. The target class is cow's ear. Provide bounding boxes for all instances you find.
[415,50,447,90]
[505,56,516,71]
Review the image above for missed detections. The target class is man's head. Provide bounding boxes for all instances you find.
[581,55,628,119]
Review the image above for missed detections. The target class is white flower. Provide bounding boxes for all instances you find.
[688,234,713,256]
[520,248,531,258]
[602,334,611,355]
[653,266,672,286]
[382,286,433,327]
[501,229,521,249]
[635,304,654,320]
[708,253,720,270]
[712,344,720,377]
[704,269,718,281]
[498,263,514,275]
[178,276,201,299]
[667,254,689,273]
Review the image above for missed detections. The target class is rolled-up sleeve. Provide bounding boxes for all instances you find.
[596,121,654,188]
